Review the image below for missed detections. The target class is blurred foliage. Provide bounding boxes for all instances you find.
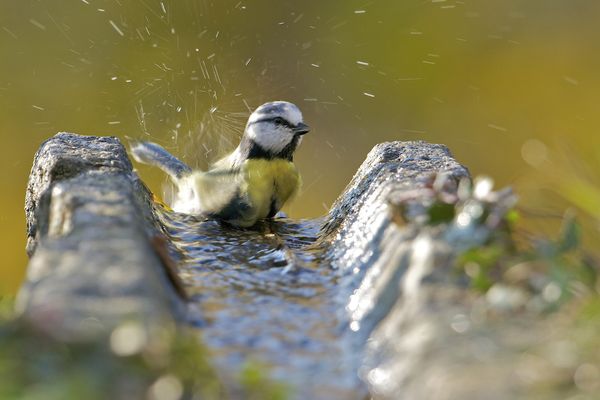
[0,297,15,320]
[239,362,289,400]
[411,175,600,311]
[510,296,600,398]
[400,175,600,397]
[459,212,597,303]
[0,308,288,400]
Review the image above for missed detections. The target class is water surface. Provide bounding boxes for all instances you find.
[158,208,363,398]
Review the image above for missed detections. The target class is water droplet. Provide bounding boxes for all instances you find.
[110,322,147,356]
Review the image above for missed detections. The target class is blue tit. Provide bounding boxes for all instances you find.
[130,101,310,227]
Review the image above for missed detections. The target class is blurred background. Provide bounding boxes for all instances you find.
[2,0,600,294]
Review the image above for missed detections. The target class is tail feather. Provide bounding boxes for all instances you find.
[129,141,192,180]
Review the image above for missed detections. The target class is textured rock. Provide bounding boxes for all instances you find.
[323,142,523,400]
[19,133,184,339]
[25,134,134,256]
[21,134,500,399]
[320,141,469,335]
[322,140,469,268]
[322,141,468,238]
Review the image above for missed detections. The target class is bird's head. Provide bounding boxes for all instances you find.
[243,101,310,159]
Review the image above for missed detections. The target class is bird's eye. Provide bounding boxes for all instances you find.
[273,117,284,125]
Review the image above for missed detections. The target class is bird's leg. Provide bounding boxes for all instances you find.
[262,218,299,274]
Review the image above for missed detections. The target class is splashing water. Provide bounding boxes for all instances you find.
[157,208,365,399]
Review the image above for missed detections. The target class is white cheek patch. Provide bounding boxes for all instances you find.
[246,124,258,141]
[249,124,293,153]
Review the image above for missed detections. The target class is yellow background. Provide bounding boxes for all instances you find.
[2,0,600,294]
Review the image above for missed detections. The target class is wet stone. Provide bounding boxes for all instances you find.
[19,133,184,341]
[20,133,484,399]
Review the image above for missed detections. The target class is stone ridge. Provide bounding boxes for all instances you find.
[25,133,133,256]
[19,132,183,340]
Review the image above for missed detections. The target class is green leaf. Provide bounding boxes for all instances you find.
[558,214,580,253]
[427,202,456,225]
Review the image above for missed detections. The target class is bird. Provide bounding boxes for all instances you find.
[130,101,310,228]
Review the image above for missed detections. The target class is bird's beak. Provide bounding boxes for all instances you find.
[293,122,310,136]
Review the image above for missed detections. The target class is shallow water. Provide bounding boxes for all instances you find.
[158,208,364,398]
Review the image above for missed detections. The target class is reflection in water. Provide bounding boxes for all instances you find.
[157,208,363,399]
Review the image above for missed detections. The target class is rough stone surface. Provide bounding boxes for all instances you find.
[21,134,499,398]
[320,142,525,399]
[321,141,468,262]
[322,141,468,238]
[311,141,500,399]
[19,133,183,339]
[25,134,134,255]
[320,141,469,312]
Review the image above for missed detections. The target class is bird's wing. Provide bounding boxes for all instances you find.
[189,168,245,215]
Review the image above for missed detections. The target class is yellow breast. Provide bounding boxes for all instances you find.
[242,158,300,221]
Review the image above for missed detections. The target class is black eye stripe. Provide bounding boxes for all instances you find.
[249,117,294,129]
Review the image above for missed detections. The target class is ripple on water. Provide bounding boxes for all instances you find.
[156,208,361,399]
